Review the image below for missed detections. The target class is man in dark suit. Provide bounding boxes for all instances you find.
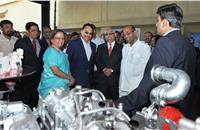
[66,23,96,88]
[13,22,45,109]
[95,27,123,100]
[116,3,196,118]
[40,25,52,52]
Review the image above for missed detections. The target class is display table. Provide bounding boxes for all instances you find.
[0,65,36,82]
[0,65,36,99]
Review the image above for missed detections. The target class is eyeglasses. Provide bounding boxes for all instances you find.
[84,31,93,36]
[54,37,65,40]
[104,32,114,36]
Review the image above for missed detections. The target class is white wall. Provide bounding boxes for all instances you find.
[0,1,41,32]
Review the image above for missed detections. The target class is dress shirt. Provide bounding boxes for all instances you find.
[163,28,180,36]
[30,38,41,57]
[81,37,92,61]
[92,36,104,48]
[119,39,151,97]
[0,35,18,56]
[107,41,115,49]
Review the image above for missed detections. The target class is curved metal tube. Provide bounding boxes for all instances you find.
[150,64,191,106]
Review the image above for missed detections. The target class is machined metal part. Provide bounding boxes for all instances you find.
[150,64,191,106]
[0,101,40,130]
[37,86,132,130]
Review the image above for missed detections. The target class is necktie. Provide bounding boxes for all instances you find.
[108,43,112,56]
[32,39,37,52]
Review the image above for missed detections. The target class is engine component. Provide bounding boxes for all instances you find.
[150,64,191,106]
[178,117,200,130]
[0,100,40,130]
[130,65,191,130]
[37,86,133,130]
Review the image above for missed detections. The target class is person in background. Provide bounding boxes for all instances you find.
[149,34,161,51]
[144,31,153,45]
[115,30,121,44]
[67,23,96,88]
[13,30,22,39]
[38,29,75,98]
[41,25,52,52]
[91,24,104,48]
[70,32,80,41]
[119,25,151,97]
[0,20,18,56]
[95,27,123,100]
[116,3,196,118]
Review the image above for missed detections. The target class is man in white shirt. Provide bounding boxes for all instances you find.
[0,20,18,56]
[119,25,151,97]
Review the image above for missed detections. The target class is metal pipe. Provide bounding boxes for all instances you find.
[150,64,191,106]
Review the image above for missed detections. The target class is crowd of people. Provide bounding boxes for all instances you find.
[0,3,199,120]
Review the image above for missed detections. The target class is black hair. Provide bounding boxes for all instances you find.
[25,22,39,31]
[144,31,153,37]
[81,23,94,32]
[0,20,13,27]
[131,25,136,32]
[156,3,183,28]
[42,25,51,30]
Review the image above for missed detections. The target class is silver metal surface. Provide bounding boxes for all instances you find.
[150,64,191,106]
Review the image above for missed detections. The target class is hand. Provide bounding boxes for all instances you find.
[68,75,75,86]
[103,68,113,77]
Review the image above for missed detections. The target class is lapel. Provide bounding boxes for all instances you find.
[79,38,90,62]
[26,37,38,58]
[105,42,118,57]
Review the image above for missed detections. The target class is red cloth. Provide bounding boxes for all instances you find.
[32,39,37,52]
[159,106,184,130]
[108,43,112,56]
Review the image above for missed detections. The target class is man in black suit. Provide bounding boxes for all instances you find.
[116,3,196,118]
[13,22,45,109]
[95,27,123,100]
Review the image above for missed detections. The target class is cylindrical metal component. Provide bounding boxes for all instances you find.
[150,64,191,105]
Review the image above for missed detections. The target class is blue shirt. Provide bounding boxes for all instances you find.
[38,47,70,98]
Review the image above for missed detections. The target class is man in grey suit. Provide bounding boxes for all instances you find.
[116,3,196,118]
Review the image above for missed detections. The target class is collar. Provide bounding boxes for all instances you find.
[81,37,90,44]
[163,28,180,36]
[29,37,38,43]
[107,41,115,48]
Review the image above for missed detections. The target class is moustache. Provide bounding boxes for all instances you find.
[5,31,14,36]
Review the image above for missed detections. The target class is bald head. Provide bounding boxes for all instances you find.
[123,25,137,45]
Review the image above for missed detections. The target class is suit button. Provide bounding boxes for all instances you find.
[87,70,90,73]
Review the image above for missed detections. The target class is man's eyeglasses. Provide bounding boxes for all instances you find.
[104,32,114,36]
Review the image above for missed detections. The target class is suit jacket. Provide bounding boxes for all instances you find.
[95,42,123,85]
[13,37,44,74]
[117,30,196,117]
[13,37,45,108]
[66,38,96,87]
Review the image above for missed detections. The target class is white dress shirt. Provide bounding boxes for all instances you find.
[81,37,92,61]
[119,39,151,97]
[0,35,18,56]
